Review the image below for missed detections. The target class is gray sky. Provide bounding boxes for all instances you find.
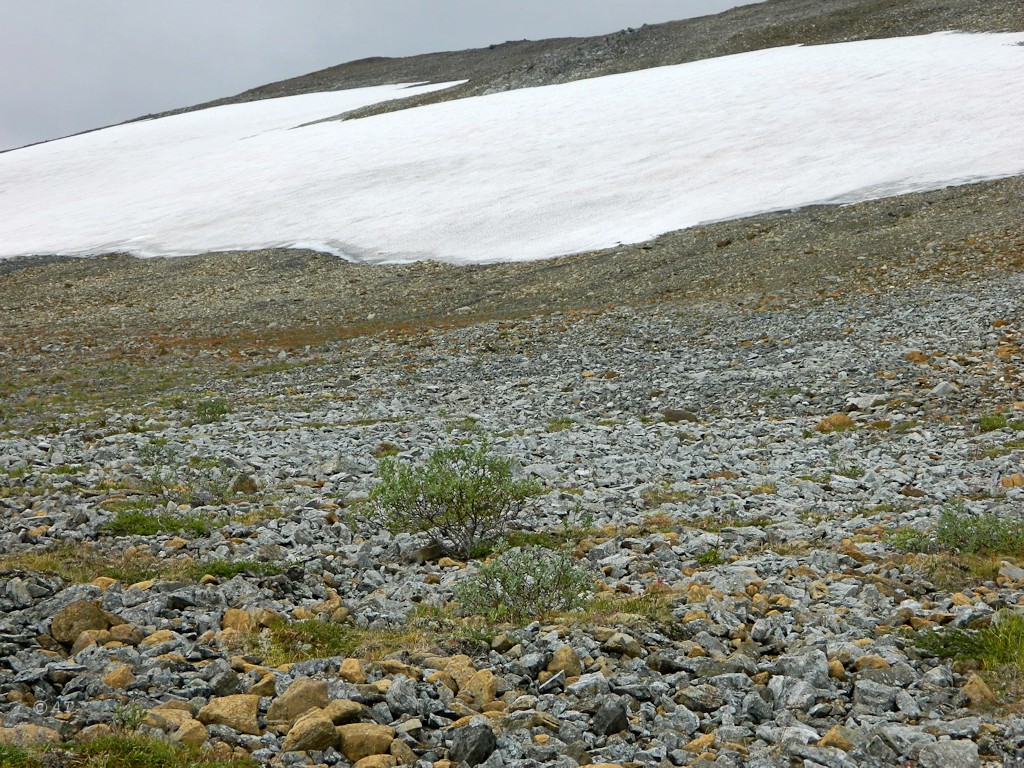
[0,1,748,151]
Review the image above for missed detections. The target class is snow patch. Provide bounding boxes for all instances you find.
[0,32,1022,264]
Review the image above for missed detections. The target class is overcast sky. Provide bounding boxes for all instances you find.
[0,1,749,151]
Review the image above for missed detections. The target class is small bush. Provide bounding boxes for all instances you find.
[112,701,148,733]
[887,506,1024,556]
[837,463,865,479]
[546,417,574,433]
[885,526,933,553]
[455,546,593,623]
[136,441,235,507]
[368,443,542,558]
[815,413,855,433]
[195,397,232,424]
[371,441,401,459]
[936,508,1024,554]
[0,744,34,768]
[979,413,1008,432]
[0,542,189,584]
[695,547,723,566]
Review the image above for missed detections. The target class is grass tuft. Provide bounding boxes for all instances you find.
[916,613,1024,674]
[102,508,218,538]
[249,618,431,666]
[0,734,254,768]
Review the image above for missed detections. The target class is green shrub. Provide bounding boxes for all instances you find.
[695,547,723,566]
[136,441,235,507]
[195,397,232,424]
[368,443,542,558]
[249,617,427,666]
[935,508,1024,554]
[885,526,933,553]
[0,744,34,768]
[887,506,1024,556]
[979,413,1008,432]
[455,546,593,623]
[546,417,574,433]
[112,701,148,733]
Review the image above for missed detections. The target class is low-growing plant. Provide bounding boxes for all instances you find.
[250,617,430,666]
[102,508,217,538]
[915,552,1002,593]
[0,542,189,585]
[194,397,232,424]
[837,463,866,479]
[695,547,723,566]
[885,526,932,553]
[368,443,543,558]
[979,413,1008,432]
[572,590,675,626]
[0,734,255,767]
[444,416,479,433]
[641,486,694,508]
[135,441,237,507]
[47,734,254,768]
[371,441,401,459]
[546,416,575,433]
[916,612,1024,674]
[0,744,34,768]
[455,546,594,624]
[892,419,920,432]
[112,701,148,733]
[935,507,1024,554]
[886,505,1024,556]
[981,440,1024,459]
[49,463,86,476]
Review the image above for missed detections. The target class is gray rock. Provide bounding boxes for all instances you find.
[565,672,609,698]
[449,719,497,767]
[852,679,899,712]
[602,631,643,657]
[676,684,724,713]
[386,675,419,716]
[917,740,981,768]
[591,701,629,736]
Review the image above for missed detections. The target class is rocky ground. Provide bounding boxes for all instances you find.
[3,1,1024,766]
[4,266,1024,766]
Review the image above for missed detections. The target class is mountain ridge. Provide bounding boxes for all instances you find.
[144,0,1022,123]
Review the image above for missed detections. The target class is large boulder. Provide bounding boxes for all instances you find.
[336,723,395,763]
[449,719,497,766]
[267,677,329,725]
[282,709,338,752]
[0,724,62,747]
[197,694,261,735]
[49,600,113,646]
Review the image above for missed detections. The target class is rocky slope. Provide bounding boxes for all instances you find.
[4,275,1024,767]
[3,1,1024,766]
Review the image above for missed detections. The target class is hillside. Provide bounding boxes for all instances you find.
[157,0,1023,117]
[2,1,1024,767]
